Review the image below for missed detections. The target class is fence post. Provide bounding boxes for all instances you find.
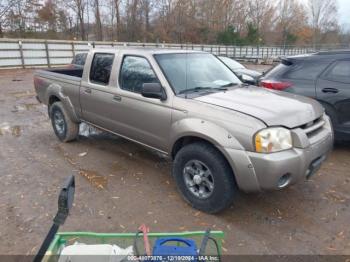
[71,42,75,57]
[45,40,51,68]
[18,40,25,69]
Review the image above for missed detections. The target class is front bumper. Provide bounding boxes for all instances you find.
[225,116,334,192]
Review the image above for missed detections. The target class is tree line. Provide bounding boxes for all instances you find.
[0,0,347,48]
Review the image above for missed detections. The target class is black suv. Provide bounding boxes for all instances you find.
[260,51,350,141]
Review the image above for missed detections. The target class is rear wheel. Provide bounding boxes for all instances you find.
[172,142,237,213]
[50,102,79,142]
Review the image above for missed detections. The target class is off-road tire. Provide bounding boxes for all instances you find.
[49,102,79,142]
[173,142,237,213]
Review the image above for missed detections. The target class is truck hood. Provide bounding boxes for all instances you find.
[194,86,324,128]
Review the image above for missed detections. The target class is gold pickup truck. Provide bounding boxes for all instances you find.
[34,48,333,213]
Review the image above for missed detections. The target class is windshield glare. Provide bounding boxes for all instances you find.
[155,53,242,94]
[218,56,245,70]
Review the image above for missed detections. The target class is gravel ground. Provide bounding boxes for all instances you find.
[0,68,349,256]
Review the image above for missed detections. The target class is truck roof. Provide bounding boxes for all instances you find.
[90,47,207,55]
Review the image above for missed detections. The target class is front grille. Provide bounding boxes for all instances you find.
[300,116,325,138]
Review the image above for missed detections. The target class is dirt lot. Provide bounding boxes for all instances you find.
[0,68,349,256]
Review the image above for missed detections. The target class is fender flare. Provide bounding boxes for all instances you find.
[169,118,260,192]
[170,118,244,151]
[46,84,80,123]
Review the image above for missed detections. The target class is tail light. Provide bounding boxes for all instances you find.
[34,76,45,87]
[260,80,293,91]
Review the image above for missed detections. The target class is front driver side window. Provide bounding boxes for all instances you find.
[119,56,160,93]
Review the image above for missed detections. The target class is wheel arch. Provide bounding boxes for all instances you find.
[170,118,244,157]
[169,118,248,186]
[46,86,80,123]
[48,95,61,107]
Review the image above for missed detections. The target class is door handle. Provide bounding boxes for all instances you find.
[322,88,339,94]
[84,88,92,94]
[113,95,122,102]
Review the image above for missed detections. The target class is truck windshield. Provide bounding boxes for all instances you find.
[154,53,242,95]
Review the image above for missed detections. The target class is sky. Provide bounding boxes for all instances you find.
[299,0,350,31]
[338,0,350,31]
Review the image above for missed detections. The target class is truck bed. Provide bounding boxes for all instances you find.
[34,67,83,106]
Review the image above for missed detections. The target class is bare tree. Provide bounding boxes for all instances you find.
[114,0,121,40]
[37,0,59,33]
[92,0,103,40]
[308,0,338,48]
[140,0,151,41]
[247,0,275,42]
[63,0,87,40]
[153,0,173,42]
[277,0,307,47]
[0,0,16,37]
[0,0,344,46]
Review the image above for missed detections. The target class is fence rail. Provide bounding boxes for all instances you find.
[0,38,316,68]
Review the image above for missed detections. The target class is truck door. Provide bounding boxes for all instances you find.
[110,55,172,153]
[79,52,118,131]
[316,59,350,135]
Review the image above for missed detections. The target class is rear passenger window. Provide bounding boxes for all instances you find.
[119,56,160,93]
[72,53,87,66]
[90,53,114,85]
[264,63,290,78]
[286,62,329,80]
[323,61,350,84]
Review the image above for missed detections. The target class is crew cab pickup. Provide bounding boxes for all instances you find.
[34,48,333,213]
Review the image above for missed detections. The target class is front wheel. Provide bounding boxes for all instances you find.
[172,142,237,213]
[49,102,79,142]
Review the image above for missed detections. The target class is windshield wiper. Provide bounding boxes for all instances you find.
[220,82,239,88]
[179,86,227,95]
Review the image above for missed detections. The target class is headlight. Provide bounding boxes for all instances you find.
[255,127,292,153]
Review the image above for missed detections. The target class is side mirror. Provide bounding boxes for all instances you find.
[240,74,256,85]
[141,83,167,101]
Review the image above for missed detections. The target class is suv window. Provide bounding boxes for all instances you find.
[90,53,114,85]
[286,62,329,80]
[264,63,290,78]
[323,60,350,84]
[72,53,87,66]
[119,56,160,93]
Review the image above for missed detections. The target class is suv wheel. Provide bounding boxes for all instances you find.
[50,102,79,142]
[173,142,236,213]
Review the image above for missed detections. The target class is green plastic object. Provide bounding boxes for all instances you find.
[44,231,224,260]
